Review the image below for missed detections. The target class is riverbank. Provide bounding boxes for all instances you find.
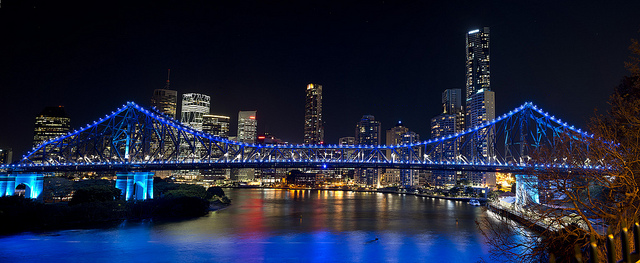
[0,195,227,236]
[224,186,487,203]
[486,202,551,233]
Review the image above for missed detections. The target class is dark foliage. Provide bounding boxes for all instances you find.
[206,186,225,199]
[69,185,121,205]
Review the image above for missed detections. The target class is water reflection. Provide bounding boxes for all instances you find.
[0,188,506,262]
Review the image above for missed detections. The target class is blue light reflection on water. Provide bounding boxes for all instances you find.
[0,189,513,262]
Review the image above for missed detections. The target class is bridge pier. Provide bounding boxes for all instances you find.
[515,174,539,207]
[116,172,154,201]
[0,173,44,200]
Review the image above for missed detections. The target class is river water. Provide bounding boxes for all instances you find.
[0,188,507,262]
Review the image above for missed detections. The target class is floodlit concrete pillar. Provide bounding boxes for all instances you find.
[116,172,154,201]
[515,174,539,207]
[0,173,12,196]
[0,173,44,199]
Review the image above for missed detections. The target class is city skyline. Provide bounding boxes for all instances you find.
[1,1,639,158]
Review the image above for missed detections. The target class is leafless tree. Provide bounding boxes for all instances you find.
[478,38,640,262]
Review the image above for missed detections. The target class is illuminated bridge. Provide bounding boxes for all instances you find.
[0,101,600,200]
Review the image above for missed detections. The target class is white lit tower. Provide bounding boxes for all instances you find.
[181,93,210,131]
[465,27,496,188]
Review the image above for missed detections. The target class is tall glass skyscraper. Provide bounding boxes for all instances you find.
[151,70,178,119]
[465,27,495,188]
[304,83,323,145]
[465,27,491,100]
[181,93,210,131]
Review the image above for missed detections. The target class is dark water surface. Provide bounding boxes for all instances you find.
[0,189,505,262]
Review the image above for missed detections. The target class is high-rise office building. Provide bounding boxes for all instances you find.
[465,27,495,188]
[304,83,323,145]
[203,114,230,138]
[151,70,178,119]
[237,111,257,143]
[181,93,210,131]
[355,115,381,187]
[33,106,71,148]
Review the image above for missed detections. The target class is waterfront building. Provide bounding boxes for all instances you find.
[355,115,381,187]
[465,27,495,189]
[237,111,257,143]
[203,114,230,138]
[304,83,324,145]
[151,70,178,119]
[32,106,71,148]
[181,93,210,131]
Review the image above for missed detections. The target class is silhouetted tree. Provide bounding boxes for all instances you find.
[69,180,121,205]
[478,37,640,262]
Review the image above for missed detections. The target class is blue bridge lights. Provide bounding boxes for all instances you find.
[0,101,604,200]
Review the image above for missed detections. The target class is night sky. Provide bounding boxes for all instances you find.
[1,0,639,158]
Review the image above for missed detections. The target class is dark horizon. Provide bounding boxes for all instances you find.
[2,0,639,158]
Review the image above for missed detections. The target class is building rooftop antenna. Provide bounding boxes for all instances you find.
[164,69,171,89]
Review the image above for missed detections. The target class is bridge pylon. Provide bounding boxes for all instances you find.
[115,172,154,201]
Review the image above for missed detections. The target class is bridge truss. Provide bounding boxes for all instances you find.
[0,101,601,174]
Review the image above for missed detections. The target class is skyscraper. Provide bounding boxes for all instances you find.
[237,110,257,143]
[465,27,490,100]
[181,93,210,131]
[431,89,466,188]
[385,122,420,188]
[304,83,323,145]
[151,69,178,119]
[33,106,71,148]
[355,115,381,187]
[203,114,230,138]
[465,27,495,188]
